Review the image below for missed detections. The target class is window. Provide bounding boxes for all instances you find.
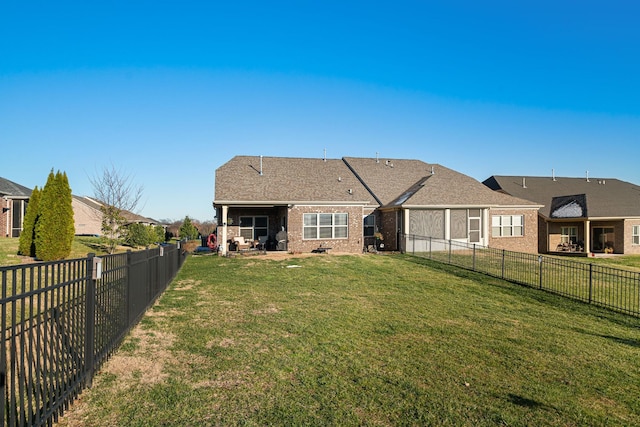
[363,214,375,237]
[303,213,348,239]
[633,225,640,245]
[561,226,578,244]
[239,216,268,240]
[491,215,523,237]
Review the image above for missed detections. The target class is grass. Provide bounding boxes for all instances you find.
[55,253,640,426]
[0,236,131,266]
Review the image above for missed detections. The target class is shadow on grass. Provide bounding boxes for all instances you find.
[571,327,640,348]
[507,393,544,408]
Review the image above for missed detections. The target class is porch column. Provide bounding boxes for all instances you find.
[221,205,229,256]
[584,219,590,254]
[444,209,451,240]
[483,208,489,246]
[404,208,410,237]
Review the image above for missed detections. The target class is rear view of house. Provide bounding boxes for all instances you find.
[484,175,640,255]
[214,155,541,255]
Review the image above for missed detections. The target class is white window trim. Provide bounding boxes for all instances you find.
[303,213,349,240]
[491,215,524,238]
[632,225,640,245]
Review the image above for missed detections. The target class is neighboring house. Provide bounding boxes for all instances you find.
[0,177,32,238]
[72,195,160,236]
[483,175,640,255]
[213,156,541,255]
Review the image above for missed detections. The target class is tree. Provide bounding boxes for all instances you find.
[124,223,166,247]
[90,165,143,254]
[124,223,151,247]
[152,225,166,243]
[35,170,75,261]
[178,216,199,240]
[197,220,217,236]
[18,186,41,257]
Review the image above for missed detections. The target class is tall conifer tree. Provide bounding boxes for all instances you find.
[35,170,75,260]
[18,186,41,257]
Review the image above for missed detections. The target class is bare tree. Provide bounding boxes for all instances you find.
[89,165,144,253]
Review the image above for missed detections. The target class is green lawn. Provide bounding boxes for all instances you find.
[0,236,133,266]
[56,254,640,426]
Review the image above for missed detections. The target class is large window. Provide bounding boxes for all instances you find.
[561,226,578,244]
[633,225,640,245]
[239,216,268,240]
[363,214,375,237]
[303,213,348,239]
[491,215,523,237]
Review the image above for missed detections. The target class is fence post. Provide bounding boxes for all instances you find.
[473,244,476,271]
[501,249,505,279]
[126,250,133,325]
[538,255,543,290]
[448,239,452,264]
[588,263,593,304]
[85,254,96,388]
[429,236,432,259]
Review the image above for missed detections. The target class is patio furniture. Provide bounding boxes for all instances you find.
[232,236,251,251]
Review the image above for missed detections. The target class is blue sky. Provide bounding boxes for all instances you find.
[2,1,639,221]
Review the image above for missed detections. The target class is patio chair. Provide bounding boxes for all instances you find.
[232,236,251,251]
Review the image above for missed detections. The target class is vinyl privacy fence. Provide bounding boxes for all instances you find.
[1,244,186,426]
[402,234,640,318]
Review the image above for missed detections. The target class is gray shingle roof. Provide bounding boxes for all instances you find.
[214,156,374,205]
[0,177,32,198]
[483,175,640,218]
[344,157,538,208]
[214,156,538,210]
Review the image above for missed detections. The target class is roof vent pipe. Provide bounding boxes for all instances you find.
[522,177,527,188]
[259,155,263,176]
[431,166,435,175]
[323,148,327,162]
[586,170,590,182]
[376,152,379,163]
[552,168,556,181]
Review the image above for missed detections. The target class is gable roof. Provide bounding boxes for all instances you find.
[0,177,32,198]
[72,195,159,225]
[214,155,373,205]
[343,157,538,208]
[483,175,640,218]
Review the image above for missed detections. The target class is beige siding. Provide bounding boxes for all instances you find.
[72,198,103,236]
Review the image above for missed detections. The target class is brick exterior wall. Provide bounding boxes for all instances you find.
[0,198,9,237]
[623,219,640,255]
[223,206,365,253]
[287,205,364,254]
[488,208,539,254]
[379,210,399,251]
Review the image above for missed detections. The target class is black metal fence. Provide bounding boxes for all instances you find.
[1,244,186,426]
[402,234,640,318]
